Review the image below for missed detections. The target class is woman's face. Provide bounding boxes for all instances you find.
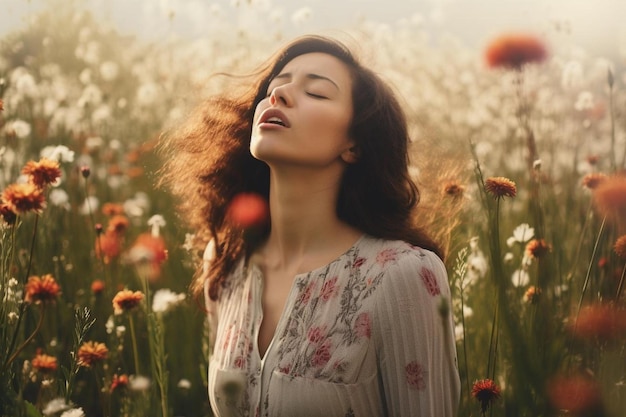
[250,52,356,169]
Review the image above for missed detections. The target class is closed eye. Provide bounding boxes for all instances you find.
[306,92,327,99]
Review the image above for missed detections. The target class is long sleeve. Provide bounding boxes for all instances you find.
[374,249,460,417]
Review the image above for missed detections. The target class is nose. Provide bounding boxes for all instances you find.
[269,85,291,106]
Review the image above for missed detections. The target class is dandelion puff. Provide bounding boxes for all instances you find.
[60,408,85,417]
[152,288,186,314]
[42,397,71,415]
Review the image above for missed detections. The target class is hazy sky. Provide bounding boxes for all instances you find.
[1,0,624,54]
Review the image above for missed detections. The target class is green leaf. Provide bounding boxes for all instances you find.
[24,401,43,417]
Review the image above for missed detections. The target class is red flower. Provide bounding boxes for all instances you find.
[307,326,326,344]
[110,374,129,392]
[570,303,626,342]
[0,202,17,225]
[472,378,501,414]
[95,230,123,263]
[319,276,338,301]
[405,361,426,391]
[91,279,105,295]
[525,238,551,259]
[226,193,269,230]
[547,374,604,416]
[485,33,548,70]
[376,248,398,266]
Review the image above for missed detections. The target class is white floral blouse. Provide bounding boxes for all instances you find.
[204,234,460,417]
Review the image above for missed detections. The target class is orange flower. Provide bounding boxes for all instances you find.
[112,289,144,315]
[593,174,626,226]
[101,202,125,217]
[570,303,626,342]
[485,33,548,70]
[525,238,551,259]
[77,341,108,367]
[472,378,501,414]
[22,158,62,189]
[0,202,17,225]
[484,177,517,199]
[91,279,105,295]
[226,193,269,230]
[110,373,129,392]
[95,230,123,263]
[107,215,130,234]
[443,181,465,198]
[581,172,607,190]
[614,235,626,259]
[127,233,168,282]
[1,183,46,214]
[523,285,541,304]
[25,274,61,304]
[32,353,58,373]
[547,374,604,416]
[0,99,4,112]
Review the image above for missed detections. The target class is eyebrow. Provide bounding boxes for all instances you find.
[272,72,340,90]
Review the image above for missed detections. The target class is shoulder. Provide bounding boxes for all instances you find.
[357,235,448,297]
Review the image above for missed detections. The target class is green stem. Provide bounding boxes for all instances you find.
[576,215,606,319]
[128,314,141,376]
[3,304,45,370]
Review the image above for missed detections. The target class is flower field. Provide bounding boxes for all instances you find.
[1,1,625,416]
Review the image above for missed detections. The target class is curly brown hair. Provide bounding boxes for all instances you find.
[159,35,443,301]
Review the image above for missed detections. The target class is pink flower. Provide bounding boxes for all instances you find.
[311,339,332,367]
[352,257,366,268]
[298,281,314,305]
[420,267,441,296]
[376,248,397,266]
[354,312,371,339]
[307,326,326,344]
[320,276,338,301]
[234,355,247,369]
[405,361,426,390]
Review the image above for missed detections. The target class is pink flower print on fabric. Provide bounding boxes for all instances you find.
[375,248,398,266]
[352,257,366,269]
[405,361,427,391]
[307,326,326,344]
[297,281,315,305]
[320,276,338,301]
[311,339,332,367]
[234,355,247,369]
[420,267,441,296]
[354,312,371,339]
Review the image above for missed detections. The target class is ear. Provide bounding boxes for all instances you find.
[340,145,359,164]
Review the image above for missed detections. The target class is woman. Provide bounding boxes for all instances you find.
[161,35,460,417]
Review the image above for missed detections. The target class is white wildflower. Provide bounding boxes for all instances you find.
[40,145,75,163]
[105,316,114,334]
[183,233,195,252]
[148,214,166,237]
[574,91,594,111]
[152,289,186,314]
[116,325,126,338]
[79,196,99,215]
[511,269,530,287]
[60,408,85,417]
[178,379,192,389]
[136,82,159,106]
[49,189,70,210]
[129,375,151,391]
[291,7,312,24]
[5,119,32,138]
[512,223,534,244]
[100,61,119,81]
[43,397,70,415]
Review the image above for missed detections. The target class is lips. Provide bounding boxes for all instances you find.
[258,108,290,128]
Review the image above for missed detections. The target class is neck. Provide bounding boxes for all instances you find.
[260,165,358,270]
